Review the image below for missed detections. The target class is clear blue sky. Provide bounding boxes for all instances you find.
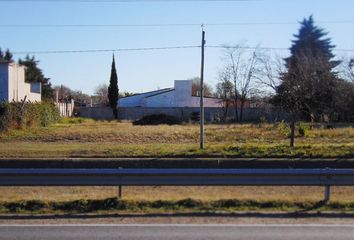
[1,0,353,95]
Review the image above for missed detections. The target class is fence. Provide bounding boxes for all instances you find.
[1,168,354,204]
[76,106,287,122]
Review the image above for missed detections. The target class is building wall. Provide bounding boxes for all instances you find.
[118,80,222,108]
[0,63,41,102]
[0,64,9,102]
[76,106,286,122]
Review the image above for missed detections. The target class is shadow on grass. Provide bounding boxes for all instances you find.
[294,200,328,214]
[1,211,354,220]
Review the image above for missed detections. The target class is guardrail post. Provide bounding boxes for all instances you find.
[118,185,122,199]
[324,185,331,204]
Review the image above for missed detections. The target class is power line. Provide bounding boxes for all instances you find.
[0,0,260,2]
[11,45,354,55]
[207,45,354,52]
[12,45,201,54]
[2,21,354,28]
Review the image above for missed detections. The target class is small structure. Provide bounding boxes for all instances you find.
[118,80,222,108]
[0,62,41,102]
[54,90,75,117]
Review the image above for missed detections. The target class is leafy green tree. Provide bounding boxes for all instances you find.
[273,16,339,146]
[0,48,13,62]
[108,54,119,119]
[19,55,54,101]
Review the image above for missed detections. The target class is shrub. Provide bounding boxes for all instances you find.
[24,200,47,211]
[190,112,200,122]
[54,199,89,212]
[176,198,203,208]
[0,102,11,131]
[133,114,181,126]
[4,201,26,213]
[0,101,60,132]
[276,120,290,137]
[259,116,268,124]
[298,122,310,137]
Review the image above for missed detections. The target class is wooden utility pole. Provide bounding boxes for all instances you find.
[200,27,206,149]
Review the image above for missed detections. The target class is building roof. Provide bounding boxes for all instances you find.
[120,88,173,99]
[145,89,175,98]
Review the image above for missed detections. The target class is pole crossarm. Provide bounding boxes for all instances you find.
[1,168,354,187]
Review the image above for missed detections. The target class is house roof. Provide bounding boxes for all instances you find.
[120,88,173,99]
[145,89,174,98]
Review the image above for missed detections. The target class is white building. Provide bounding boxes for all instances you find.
[119,80,222,108]
[0,62,41,102]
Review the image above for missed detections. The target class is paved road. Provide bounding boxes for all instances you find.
[1,224,354,240]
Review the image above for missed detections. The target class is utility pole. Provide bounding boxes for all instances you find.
[200,27,206,149]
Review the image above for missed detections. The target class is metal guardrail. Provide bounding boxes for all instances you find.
[2,168,354,203]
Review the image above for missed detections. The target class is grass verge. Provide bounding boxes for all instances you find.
[0,121,353,158]
[0,142,353,158]
[1,198,353,214]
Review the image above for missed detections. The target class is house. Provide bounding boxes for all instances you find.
[77,80,259,121]
[118,80,222,108]
[0,62,41,102]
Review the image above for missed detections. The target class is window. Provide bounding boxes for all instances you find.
[30,82,41,94]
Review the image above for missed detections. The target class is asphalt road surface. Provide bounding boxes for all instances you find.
[1,224,354,240]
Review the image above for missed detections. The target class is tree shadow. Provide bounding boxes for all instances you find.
[1,210,354,221]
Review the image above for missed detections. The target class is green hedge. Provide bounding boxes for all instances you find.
[0,101,60,132]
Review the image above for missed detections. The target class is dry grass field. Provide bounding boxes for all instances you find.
[2,186,354,203]
[0,119,353,207]
[0,119,353,158]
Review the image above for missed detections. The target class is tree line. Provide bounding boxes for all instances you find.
[211,16,354,128]
[2,16,354,129]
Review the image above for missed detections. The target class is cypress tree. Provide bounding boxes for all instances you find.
[108,54,119,119]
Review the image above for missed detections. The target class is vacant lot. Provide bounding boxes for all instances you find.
[0,119,353,158]
[0,119,353,210]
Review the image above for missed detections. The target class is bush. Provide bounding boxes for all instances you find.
[190,112,200,122]
[133,114,181,126]
[275,120,290,137]
[298,122,310,137]
[0,101,60,132]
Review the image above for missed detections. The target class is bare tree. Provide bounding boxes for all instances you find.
[350,59,354,83]
[216,70,234,122]
[222,44,260,122]
[255,53,284,93]
[339,57,354,83]
[53,85,91,106]
[274,53,338,147]
[93,83,109,106]
[190,77,214,97]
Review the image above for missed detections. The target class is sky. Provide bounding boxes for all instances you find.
[0,0,354,95]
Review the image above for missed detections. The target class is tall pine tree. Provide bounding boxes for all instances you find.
[278,16,338,121]
[274,16,339,146]
[108,54,119,119]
